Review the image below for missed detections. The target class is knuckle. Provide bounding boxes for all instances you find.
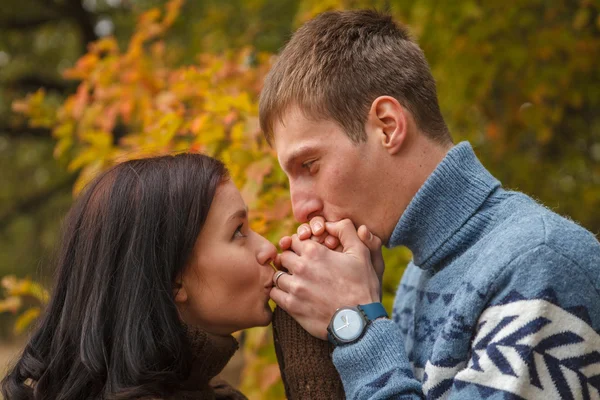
[303,241,319,257]
[290,281,305,297]
[294,260,306,275]
[285,295,298,312]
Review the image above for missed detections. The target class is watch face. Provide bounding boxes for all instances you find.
[332,308,365,342]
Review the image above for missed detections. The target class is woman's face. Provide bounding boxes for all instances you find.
[176,181,277,335]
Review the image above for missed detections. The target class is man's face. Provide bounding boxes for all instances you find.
[273,106,386,237]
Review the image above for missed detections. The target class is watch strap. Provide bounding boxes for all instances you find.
[358,302,388,322]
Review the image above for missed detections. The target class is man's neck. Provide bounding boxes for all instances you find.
[381,134,452,244]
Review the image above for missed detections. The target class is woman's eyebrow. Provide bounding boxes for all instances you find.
[227,207,248,222]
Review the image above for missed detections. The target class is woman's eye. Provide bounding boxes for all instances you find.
[233,223,246,239]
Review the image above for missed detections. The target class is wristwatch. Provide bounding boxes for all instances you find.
[327,302,388,346]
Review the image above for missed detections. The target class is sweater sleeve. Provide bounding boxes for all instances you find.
[332,319,424,399]
[272,307,346,399]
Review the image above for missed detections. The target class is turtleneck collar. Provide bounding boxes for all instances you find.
[181,325,239,390]
[388,141,501,270]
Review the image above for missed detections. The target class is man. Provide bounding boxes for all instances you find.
[260,10,600,400]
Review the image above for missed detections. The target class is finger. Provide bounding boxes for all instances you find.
[274,255,290,272]
[279,250,302,274]
[272,271,292,293]
[324,219,366,256]
[309,216,325,236]
[324,234,340,250]
[357,225,378,249]
[279,236,292,251]
[358,225,385,281]
[310,234,326,244]
[297,223,311,240]
[270,287,293,313]
[289,234,303,255]
[274,253,283,269]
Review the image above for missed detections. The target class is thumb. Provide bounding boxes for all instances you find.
[358,225,385,284]
[324,219,366,258]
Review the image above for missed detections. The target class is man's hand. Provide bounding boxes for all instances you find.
[278,216,340,250]
[270,219,382,340]
[277,216,385,284]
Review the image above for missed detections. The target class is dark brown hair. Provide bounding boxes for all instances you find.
[259,9,451,145]
[2,153,228,400]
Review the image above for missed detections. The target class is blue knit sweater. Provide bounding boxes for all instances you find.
[332,142,600,399]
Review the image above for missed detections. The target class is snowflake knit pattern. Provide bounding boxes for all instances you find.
[332,142,600,400]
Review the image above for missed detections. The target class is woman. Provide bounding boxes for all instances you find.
[1,153,344,399]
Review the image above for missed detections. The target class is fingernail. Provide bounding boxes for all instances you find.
[299,226,309,236]
[369,231,373,240]
[313,222,323,231]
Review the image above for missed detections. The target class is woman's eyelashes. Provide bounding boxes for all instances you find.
[233,223,247,239]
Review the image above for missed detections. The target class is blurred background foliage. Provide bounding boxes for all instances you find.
[1,0,598,398]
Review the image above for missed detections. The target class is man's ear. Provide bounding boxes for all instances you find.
[367,96,407,155]
[173,274,188,304]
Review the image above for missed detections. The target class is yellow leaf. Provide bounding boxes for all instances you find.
[53,121,75,139]
[14,308,41,335]
[73,160,104,195]
[81,130,113,149]
[230,121,247,142]
[3,277,49,304]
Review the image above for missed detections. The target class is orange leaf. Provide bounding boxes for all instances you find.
[246,158,272,184]
[72,83,90,119]
[486,122,500,140]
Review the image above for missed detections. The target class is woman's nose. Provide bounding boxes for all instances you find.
[256,235,277,266]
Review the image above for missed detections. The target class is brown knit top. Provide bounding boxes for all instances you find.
[168,309,345,399]
[272,307,346,399]
[165,326,246,400]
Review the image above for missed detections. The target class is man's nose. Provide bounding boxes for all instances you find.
[290,183,322,223]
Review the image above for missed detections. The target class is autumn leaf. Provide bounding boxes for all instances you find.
[14,308,41,335]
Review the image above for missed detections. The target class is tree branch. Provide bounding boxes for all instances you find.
[66,0,99,51]
[0,125,53,139]
[8,75,77,94]
[0,16,60,30]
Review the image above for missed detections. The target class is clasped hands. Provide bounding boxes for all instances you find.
[270,217,385,340]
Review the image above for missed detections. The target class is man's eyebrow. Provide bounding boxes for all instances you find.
[283,146,317,173]
[227,207,248,222]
